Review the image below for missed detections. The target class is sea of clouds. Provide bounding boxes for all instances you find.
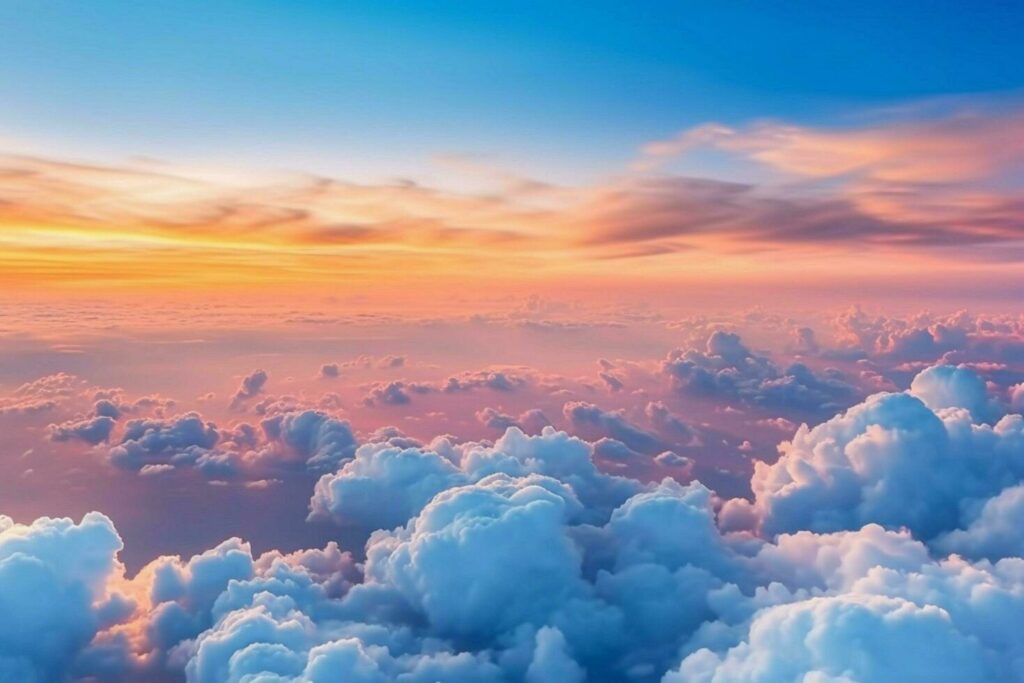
[4,354,1024,682]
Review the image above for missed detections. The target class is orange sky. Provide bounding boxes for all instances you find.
[1,106,1023,306]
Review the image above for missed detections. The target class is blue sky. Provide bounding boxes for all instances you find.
[2,1,1023,181]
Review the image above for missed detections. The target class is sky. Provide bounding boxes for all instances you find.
[1,1,1024,307]
[4,4,1024,683]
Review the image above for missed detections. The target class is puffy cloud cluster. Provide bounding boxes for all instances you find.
[830,308,1024,365]
[361,369,530,406]
[0,512,131,681]
[230,369,269,410]
[310,427,641,531]
[475,407,552,434]
[45,392,179,448]
[746,366,1024,545]
[361,381,433,407]
[0,372,82,417]
[9,363,1024,683]
[49,413,117,445]
[663,331,858,416]
[106,409,358,478]
[562,401,666,455]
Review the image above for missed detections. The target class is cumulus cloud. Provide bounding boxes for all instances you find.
[230,369,268,410]
[361,381,432,406]
[563,401,666,455]
[0,372,83,417]
[105,409,359,478]
[751,365,1024,541]
[309,440,467,531]
[311,427,641,532]
[645,401,700,446]
[910,363,998,422]
[258,410,359,474]
[0,512,131,681]
[108,413,226,475]
[49,415,117,445]
[663,331,858,417]
[441,370,527,393]
[475,407,552,434]
[933,484,1024,561]
[667,594,992,683]
[828,308,1024,367]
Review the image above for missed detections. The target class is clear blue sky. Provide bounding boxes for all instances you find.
[2,0,1022,181]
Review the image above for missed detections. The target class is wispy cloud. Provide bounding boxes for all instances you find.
[2,99,1023,293]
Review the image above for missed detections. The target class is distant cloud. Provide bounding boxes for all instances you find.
[4,103,1024,296]
[229,369,268,410]
[663,331,858,416]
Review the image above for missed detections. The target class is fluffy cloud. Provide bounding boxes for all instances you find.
[934,484,1024,561]
[361,381,432,406]
[667,594,992,683]
[309,440,467,531]
[751,375,1024,540]
[563,401,666,455]
[0,512,131,681]
[476,407,552,434]
[230,369,268,410]
[910,363,998,422]
[663,331,858,417]
[108,413,227,475]
[105,409,358,478]
[49,415,117,445]
[258,410,359,474]
[311,427,640,531]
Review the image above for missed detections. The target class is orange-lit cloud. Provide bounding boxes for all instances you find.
[2,103,1023,299]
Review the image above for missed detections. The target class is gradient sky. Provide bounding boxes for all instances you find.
[1,2,1024,305]
[4,1,1023,172]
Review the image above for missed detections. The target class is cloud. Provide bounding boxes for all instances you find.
[257,410,359,474]
[667,594,992,683]
[632,109,1024,252]
[8,105,1024,299]
[933,484,1024,561]
[526,626,584,683]
[909,363,998,422]
[645,401,699,445]
[441,370,527,393]
[230,369,268,410]
[751,365,1024,541]
[563,401,666,455]
[361,381,432,406]
[663,331,858,417]
[49,415,117,445]
[108,413,226,475]
[7,359,1024,683]
[0,372,82,418]
[311,427,640,532]
[599,371,625,393]
[0,512,131,681]
[105,409,358,478]
[475,407,552,434]
[309,439,467,531]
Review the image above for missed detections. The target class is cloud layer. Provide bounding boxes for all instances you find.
[5,362,1024,682]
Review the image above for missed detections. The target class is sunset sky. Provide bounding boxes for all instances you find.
[3,5,1024,683]
[2,1,1023,308]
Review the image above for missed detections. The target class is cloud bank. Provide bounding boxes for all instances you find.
[5,362,1024,682]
